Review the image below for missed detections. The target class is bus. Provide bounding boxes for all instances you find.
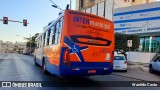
[34,9,114,76]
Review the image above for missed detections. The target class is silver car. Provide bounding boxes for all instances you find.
[149,54,160,73]
[113,54,127,72]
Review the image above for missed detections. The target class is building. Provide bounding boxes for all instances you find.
[129,0,156,5]
[76,0,114,21]
[114,1,160,53]
[76,0,156,21]
[76,0,156,10]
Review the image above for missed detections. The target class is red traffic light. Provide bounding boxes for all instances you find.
[3,17,8,24]
[23,19,27,26]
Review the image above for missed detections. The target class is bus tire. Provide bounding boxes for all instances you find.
[34,56,38,66]
[42,58,48,74]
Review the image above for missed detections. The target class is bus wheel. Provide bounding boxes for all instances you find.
[34,56,38,66]
[42,60,48,74]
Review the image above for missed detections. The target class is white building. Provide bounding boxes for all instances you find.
[114,1,160,52]
[76,0,156,21]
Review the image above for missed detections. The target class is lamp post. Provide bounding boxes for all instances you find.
[51,5,64,11]
[49,0,64,11]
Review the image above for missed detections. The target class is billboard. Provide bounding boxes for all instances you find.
[114,1,160,34]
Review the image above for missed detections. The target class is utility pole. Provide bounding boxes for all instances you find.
[70,0,72,9]
[29,34,32,54]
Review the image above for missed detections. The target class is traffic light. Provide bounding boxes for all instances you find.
[23,19,27,26]
[3,17,8,24]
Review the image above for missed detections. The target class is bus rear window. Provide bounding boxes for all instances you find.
[68,11,114,46]
[70,35,112,46]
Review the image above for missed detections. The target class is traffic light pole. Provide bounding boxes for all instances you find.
[0,19,29,24]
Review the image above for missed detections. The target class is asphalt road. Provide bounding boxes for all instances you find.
[0,53,159,90]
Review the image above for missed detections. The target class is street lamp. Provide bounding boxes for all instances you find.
[49,0,64,11]
[51,5,58,8]
[51,5,64,11]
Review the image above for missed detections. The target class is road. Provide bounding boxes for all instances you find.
[0,53,159,90]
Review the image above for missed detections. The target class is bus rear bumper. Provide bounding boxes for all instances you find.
[60,66,113,76]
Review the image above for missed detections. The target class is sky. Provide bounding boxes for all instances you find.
[0,0,160,43]
[0,0,76,43]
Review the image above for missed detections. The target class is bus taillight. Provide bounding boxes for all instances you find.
[110,51,114,66]
[63,48,70,65]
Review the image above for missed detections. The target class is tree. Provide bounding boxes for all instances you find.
[26,33,40,49]
[115,33,140,51]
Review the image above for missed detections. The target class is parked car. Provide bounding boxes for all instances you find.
[149,54,160,73]
[113,52,127,72]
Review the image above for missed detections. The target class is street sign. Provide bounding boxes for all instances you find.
[127,40,132,47]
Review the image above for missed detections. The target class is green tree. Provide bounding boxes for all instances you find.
[115,33,140,51]
[26,33,40,48]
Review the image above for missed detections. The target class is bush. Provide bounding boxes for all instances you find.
[115,33,140,51]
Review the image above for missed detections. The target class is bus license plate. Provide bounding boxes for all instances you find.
[88,70,96,73]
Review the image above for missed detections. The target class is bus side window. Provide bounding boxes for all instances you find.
[55,22,60,44]
[36,39,38,48]
[41,36,43,47]
[37,39,39,48]
[49,28,53,45]
[43,32,46,46]
[45,31,48,46]
[57,17,63,44]
[39,36,41,47]
[47,29,51,45]
[51,25,56,44]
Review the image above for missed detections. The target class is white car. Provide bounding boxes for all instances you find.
[149,54,160,73]
[113,53,127,72]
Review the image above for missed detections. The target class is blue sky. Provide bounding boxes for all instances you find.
[0,0,76,42]
[0,0,160,43]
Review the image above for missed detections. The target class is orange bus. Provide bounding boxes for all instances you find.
[34,9,114,76]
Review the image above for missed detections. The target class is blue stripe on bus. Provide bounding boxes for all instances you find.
[64,36,88,63]
[114,16,160,24]
[114,7,160,16]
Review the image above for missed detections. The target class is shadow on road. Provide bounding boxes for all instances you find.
[44,74,105,87]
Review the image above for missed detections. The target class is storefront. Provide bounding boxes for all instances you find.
[139,36,160,52]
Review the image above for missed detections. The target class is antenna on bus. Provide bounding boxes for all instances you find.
[66,4,69,10]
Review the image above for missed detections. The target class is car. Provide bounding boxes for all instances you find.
[113,52,127,72]
[149,54,160,73]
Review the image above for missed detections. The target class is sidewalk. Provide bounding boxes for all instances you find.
[113,63,160,81]
[128,61,149,72]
